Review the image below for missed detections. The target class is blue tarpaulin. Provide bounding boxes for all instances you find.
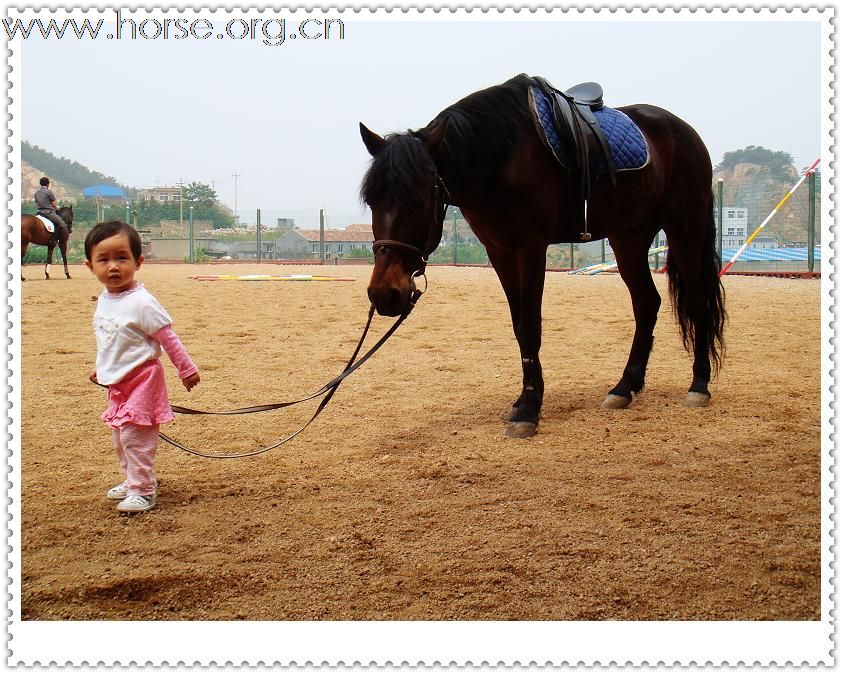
[721,247,821,262]
[82,184,127,198]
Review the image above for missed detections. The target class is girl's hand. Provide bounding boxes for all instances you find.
[89,371,98,384]
[182,372,200,392]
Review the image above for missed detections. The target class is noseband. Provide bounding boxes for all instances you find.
[371,171,451,276]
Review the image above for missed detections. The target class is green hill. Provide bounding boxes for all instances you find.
[22,141,129,195]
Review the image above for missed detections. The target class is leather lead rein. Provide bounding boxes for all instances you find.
[145,171,446,459]
[159,299,422,459]
[94,295,423,459]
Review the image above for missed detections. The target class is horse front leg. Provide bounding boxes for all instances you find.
[488,242,547,438]
[59,240,71,279]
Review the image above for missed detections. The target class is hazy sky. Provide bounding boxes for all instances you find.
[18,11,824,227]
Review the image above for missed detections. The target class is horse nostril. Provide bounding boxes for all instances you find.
[368,286,404,316]
[387,288,402,311]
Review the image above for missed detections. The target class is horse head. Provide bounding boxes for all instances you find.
[57,205,74,233]
[359,120,449,316]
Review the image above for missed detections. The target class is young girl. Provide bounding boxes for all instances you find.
[86,221,200,513]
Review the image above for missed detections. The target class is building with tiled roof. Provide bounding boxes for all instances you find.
[276,224,373,260]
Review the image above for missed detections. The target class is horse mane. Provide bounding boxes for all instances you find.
[361,74,534,208]
[360,133,433,210]
[422,74,534,188]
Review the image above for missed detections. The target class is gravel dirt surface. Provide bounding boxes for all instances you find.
[19,263,821,620]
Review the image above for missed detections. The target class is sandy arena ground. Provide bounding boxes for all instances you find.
[19,263,822,620]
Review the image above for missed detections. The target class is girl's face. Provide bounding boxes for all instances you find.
[85,233,144,294]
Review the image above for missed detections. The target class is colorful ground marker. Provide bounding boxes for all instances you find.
[189,274,357,282]
[568,245,668,275]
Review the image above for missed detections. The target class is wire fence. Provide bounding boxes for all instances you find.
[29,172,821,275]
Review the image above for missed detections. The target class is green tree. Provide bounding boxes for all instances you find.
[183,181,217,204]
[715,146,796,183]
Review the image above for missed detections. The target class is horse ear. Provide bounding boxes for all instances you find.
[359,123,386,157]
[422,117,449,155]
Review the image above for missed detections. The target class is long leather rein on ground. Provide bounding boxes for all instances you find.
[95,169,448,459]
[163,284,424,459]
[93,284,424,460]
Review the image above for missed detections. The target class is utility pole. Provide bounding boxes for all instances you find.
[232,173,240,225]
[178,179,184,233]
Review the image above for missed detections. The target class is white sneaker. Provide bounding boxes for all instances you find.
[116,494,156,513]
[106,481,128,500]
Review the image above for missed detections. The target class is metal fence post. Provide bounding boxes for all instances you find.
[808,171,816,272]
[717,178,724,263]
[452,211,457,264]
[256,208,262,263]
[189,206,194,263]
[319,209,325,264]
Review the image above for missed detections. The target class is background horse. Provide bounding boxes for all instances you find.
[360,74,725,438]
[21,205,74,281]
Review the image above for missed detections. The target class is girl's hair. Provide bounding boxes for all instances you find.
[84,220,143,261]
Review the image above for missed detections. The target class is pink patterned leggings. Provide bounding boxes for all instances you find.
[111,423,159,496]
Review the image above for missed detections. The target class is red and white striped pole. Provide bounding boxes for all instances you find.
[719,157,821,277]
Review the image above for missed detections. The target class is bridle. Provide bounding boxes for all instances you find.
[371,170,451,285]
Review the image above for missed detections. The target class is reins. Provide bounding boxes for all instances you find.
[93,166,449,460]
[92,283,425,459]
[163,286,423,458]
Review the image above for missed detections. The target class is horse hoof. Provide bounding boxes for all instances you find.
[506,422,537,439]
[602,394,631,410]
[685,392,711,408]
[503,406,520,422]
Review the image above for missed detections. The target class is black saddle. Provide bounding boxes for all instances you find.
[532,77,617,239]
[563,81,604,109]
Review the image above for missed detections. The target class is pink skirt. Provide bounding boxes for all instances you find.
[102,359,174,428]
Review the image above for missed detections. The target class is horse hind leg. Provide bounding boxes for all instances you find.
[603,234,662,410]
[60,240,71,279]
[20,240,27,281]
[45,244,54,279]
[663,208,726,407]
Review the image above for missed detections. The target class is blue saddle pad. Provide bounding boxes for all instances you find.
[530,86,649,173]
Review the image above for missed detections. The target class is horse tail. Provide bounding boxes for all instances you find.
[666,195,726,374]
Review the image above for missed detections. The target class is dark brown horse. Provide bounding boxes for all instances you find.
[360,74,725,438]
[21,205,74,280]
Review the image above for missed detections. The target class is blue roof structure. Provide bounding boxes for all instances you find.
[82,184,127,198]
